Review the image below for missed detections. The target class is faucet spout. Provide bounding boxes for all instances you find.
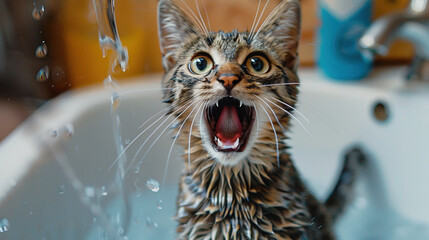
[359,14,408,58]
[359,0,429,80]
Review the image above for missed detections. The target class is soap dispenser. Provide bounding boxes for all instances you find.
[317,0,373,80]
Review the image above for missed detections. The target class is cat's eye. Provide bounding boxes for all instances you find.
[189,55,214,75]
[246,55,270,74]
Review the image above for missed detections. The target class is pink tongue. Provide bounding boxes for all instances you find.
[215,105,242,145]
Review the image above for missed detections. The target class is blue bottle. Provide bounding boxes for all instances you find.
[317,0,373,80]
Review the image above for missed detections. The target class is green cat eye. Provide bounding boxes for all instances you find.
[189,55,214,75]
[246,55,270,74]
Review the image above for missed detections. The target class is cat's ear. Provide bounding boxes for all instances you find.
[158,0,200,71]
[256,0,301,69]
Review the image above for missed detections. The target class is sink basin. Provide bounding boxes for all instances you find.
[0,67,428,239]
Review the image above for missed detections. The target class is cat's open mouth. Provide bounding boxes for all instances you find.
[205,97,255,152]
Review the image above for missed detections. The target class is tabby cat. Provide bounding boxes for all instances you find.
[157,0,365,239]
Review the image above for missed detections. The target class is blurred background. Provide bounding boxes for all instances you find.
[0,0,413,140]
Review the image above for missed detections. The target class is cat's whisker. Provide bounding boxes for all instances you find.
[107,105,179,171]
[127,103,200,173]
[177,0,208,34]
[198,99,206,147]
[255,95,287,133]
[257,101,280,167]
[118,87,173,95]
[252,101,261,139]
[252,0,286,41]
[138,96,192,129]
[176,7,207,36]
[108,100,192,171]
[209,159,218,174]
[201,0,212,35]
[137,107,171,130]
[276,93,298,104]
[249,0,262,41]
[188,101,208,171]
[263,96,312,137]
[194,0,209,35]
[268,96,309,123]
[127,101,197,173]
[162,101,203,190]
[249,0,271,41]
[258,82,300,87]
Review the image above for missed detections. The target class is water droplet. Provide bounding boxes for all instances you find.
[29,211,33,215]
[0,218,10,233]
[36,66,50,82]
[32,5,45,20]
[145,217,158,229]
[62,123,74,137]
[50,129,58,137]
[156,199,163,210]
[145,179,160,192]
[124,139,130,145]
[58,185,65,195]
[118,48,129,72]
[52,66,66,82]
[35,43,48,58]
[100,186,108,196]
[84,186,95,198]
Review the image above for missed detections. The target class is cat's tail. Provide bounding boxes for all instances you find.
[324,147,367,222]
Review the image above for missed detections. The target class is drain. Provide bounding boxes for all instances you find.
[373,101,389,123]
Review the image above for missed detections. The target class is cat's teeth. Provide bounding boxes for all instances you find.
[216,101,219,107]
[233,138,239,148]
[214,137,240,150]
[215,137,223,148]
[239,101,243,108]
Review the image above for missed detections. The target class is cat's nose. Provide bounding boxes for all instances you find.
[217,74,241,94]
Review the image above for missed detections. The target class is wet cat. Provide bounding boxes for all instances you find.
[157,0,365,239]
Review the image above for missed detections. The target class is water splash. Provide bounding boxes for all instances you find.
[92,0,128,73]
[47,146,127,240]
[35,42,48,58]
[156,199,163,210]
[111,92,120,111]
[103,75,131,235]
[92,0,132,236]
[32,5,45,20]
[58,185,65,195]
[145,217,158,229]
[146,179,160,193]
[0,218,10,233]
[100,185,108,196]
[36,65,49,82]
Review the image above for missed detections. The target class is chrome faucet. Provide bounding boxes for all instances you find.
[359,0,429,81]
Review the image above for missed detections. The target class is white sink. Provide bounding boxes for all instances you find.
[0,67,428,239]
